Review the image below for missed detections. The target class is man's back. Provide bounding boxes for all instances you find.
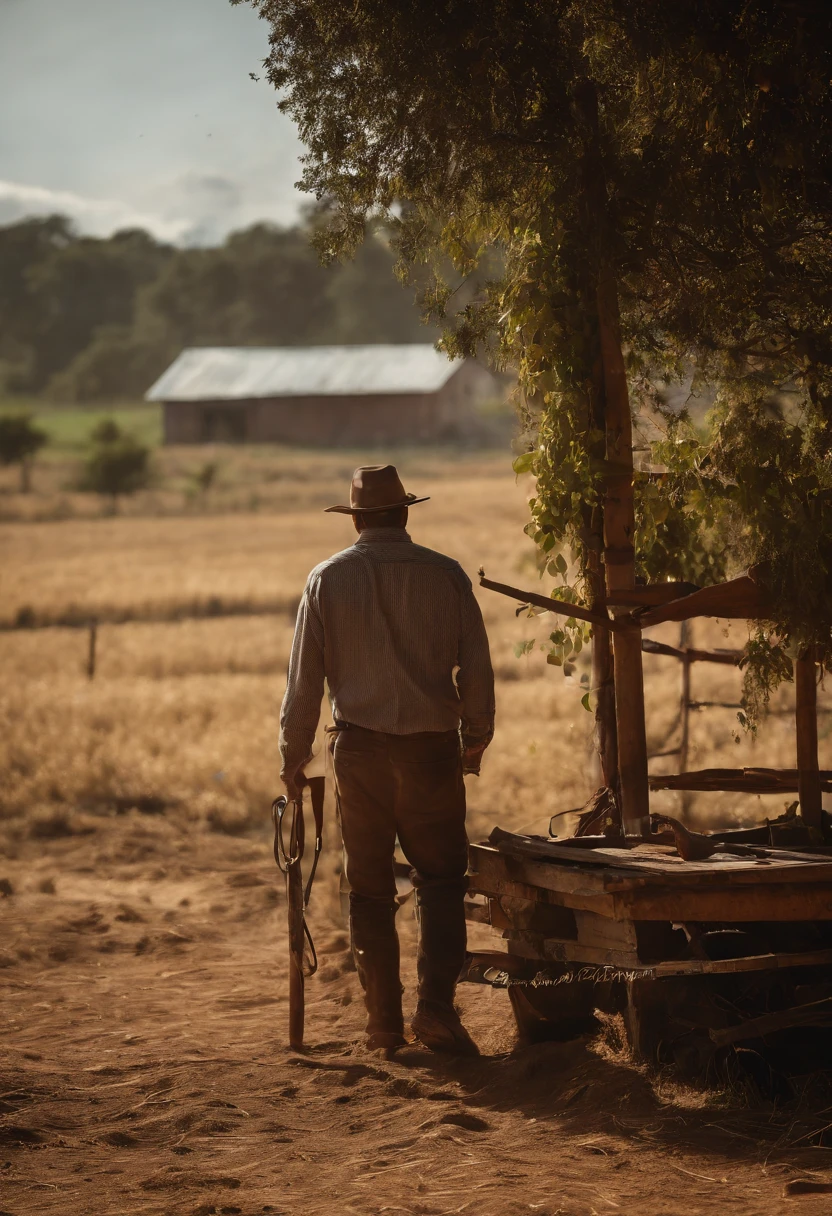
[279,525,494,777]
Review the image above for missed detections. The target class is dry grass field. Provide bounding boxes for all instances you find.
[0,445,825,841]
[4,444,832,1215]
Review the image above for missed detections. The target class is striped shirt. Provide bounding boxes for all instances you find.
[279,527,495,779]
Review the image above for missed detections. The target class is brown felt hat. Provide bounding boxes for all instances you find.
[325,464,430,515]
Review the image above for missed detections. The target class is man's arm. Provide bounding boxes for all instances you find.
[279,575,325,796]
[456,580,495,774]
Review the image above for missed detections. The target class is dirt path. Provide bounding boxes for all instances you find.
[3,814,832,1215]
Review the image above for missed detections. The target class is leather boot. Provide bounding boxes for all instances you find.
[349,893,405,1049]
[413,876,468,1005]
[411,877,478,1055]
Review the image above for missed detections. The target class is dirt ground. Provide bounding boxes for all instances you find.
[4,810,832,1216]
[4,449,832,1214]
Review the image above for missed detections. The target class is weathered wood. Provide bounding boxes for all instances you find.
[483,833,832,887]
[796,646,823,832]
[679,625,692,786]
[471,868,832,924]
[614,885,832,923]
[636,574,770,627]
[463,898,490,925]
[478,574,620,630]
[505,932,832,976]
[709,996,832,1047]
[595,249,650,834]
[641,638,743,665]
[487,895,578,938]
[574,909,638,951]
[591,608,619,791]
[611,620,651,835]
[608,583,700,607]
[649,767,832,794]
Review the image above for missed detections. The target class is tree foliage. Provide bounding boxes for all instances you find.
[0,413,47,491]
[0,214,435,403]
[243,0,832,723]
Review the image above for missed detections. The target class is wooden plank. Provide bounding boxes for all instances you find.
[649,767,832,794]
[504,931,642,970]
[796,647,823,832]
[467,875,615,918]
[487,896,578,938]
[503,932,832,976]
[484,833,832,887]
[574,909,637,951]
[470,843,612,895]
[609,583,700,607]
[478,575,619,631]
[710,996,832,1046]
[614,884,832,923]
[641,638,742,665]
[636,575,770,627]
[464,898,490,925]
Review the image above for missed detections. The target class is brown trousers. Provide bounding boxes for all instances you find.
[332,724,469,1036]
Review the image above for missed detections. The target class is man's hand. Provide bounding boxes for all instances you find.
[462,742,488,776]
[283,768,307,801]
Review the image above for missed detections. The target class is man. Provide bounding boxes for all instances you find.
[279,464,495,1055]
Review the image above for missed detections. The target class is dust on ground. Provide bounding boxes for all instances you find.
[4,809,832,1216]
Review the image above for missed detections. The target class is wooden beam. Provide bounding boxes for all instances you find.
[710,996,832,1046]
[796,646,823,833]
[636,575,770,627]
[478,575,620,631]
[596,264,650,835]
[649,767,832,794]
[641,638,743,665]
[504,932,832,975]
[608,582,700,606]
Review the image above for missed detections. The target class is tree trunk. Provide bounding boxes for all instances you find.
[596,264,650,835]
[795,646,822,834]
[574,77,648,835]
[586,363,618,796]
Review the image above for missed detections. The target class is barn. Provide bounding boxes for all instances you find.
[145,345,497,445]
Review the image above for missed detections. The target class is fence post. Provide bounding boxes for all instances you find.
[87,619,98,681]
[795,645,822,833]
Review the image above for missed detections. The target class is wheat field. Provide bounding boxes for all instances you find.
[1,448,825,849]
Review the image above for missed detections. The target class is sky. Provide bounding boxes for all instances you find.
[0,0,308,244]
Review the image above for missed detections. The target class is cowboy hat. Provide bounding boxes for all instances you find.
[324,464,429,515]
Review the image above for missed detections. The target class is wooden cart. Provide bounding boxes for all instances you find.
[464,574,832,1072]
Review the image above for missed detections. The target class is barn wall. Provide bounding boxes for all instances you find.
[162,368,498,446]
[250,393,448,445]
[163,401,203,444]
[435,361,499,430]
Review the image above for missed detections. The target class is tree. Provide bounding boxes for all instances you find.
[48,218,434,401]
[242,0,832,828]
[81,419,151,509]
[0,413,47,491]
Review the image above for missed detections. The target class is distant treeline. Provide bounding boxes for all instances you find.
[0,215,433,403]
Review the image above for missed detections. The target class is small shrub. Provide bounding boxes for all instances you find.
[0,413,47,491]
[80,419,151,507]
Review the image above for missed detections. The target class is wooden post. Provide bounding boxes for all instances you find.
[679,621,692,818]
[795,646,822,833]
[597,265,650,835]
[87,619,98,681]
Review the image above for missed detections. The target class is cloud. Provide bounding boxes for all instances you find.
[0,173,304,246]
[0,179,193,242]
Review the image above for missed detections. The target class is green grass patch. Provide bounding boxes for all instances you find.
[0,399,163,452]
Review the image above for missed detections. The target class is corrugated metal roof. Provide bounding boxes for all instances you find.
[145,345,463,402]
